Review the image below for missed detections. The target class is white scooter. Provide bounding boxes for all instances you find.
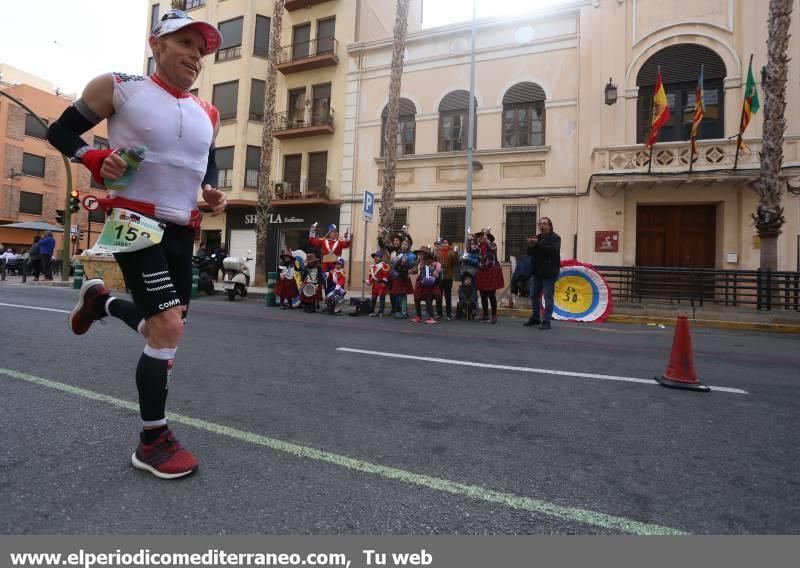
[223,250,252,301]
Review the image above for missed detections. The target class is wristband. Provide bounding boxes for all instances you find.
[80,148,114,186]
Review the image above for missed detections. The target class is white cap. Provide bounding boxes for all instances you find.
[151,9,223,54]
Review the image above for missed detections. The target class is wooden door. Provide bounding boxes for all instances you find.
[636,205,716,268]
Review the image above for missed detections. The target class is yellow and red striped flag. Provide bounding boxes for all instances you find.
[646,69,671,148]
[690,65,705,158]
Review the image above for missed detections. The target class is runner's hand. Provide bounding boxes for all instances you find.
[202,184,227,216]
[99,152,127,180]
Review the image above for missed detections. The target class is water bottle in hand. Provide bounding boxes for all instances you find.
[104,146,146,190]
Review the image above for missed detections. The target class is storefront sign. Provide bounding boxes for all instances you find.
[594,231,619,253]
[241,213,306,226]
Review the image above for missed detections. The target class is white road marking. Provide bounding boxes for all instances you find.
[0,302,70,314]
[336,347,748,395]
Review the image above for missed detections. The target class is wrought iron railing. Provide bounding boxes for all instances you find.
[185,0,205,10]
[276,38,338,65]
[215,45,241,62]
[273,108,334,131]
[595,265,800,311]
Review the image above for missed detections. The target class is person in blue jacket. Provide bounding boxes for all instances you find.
[37,231,56,281]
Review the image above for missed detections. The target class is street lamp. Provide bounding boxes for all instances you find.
[604,78,618,105]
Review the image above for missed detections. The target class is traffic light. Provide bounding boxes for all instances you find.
[55,209,65,225]
[69,190,80,213]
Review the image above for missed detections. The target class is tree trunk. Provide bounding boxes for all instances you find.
[170,0,185,9]
[378,0,410,250]
[753,0,793,271]
[253,0,285,287]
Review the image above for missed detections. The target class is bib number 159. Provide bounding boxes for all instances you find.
[114,224,151,242]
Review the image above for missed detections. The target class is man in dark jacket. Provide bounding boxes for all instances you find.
[38,232,56,281]
[29,236,42,281]
[525,217,561,330]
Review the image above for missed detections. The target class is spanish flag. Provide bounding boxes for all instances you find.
[739,58,761,149]
[646,69,671,148]
[690,65,705,158]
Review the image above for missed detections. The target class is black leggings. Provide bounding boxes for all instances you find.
[480,290,497,318]
[440,278,453,316]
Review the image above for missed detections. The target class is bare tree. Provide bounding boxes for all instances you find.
[753,0,794,270]
[253,0,285,286]
[377,0,411,249]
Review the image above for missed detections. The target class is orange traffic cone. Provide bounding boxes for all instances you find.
[655,315,710,392]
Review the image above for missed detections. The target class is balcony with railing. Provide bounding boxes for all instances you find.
[589,136,800,194]
[273,108,335,140]
[185,0,205,10]
[276,38,339,74]
[215,45,242,63]
[284,0,331,11]
[270,179,332,204]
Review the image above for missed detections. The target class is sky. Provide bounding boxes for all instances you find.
[0,0,567,95]
[0,0,147,95]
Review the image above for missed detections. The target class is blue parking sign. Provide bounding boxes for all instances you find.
[363,190,374,222]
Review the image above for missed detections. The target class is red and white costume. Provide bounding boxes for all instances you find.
[326,267,347,294]
[100,73,219,228]
[368,261,391,297]
[309,236,352,272]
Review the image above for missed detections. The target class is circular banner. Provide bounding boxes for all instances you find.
[547,259,613,323]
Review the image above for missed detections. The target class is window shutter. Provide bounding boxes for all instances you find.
[218,18,243,50]
[439,207,466,245]
[502,82,546,105]
[504,206,537,261]
[391,208,408,234]
[249,80,265,120]
[308,152,328,191]
[216,147,234,170]
[283,155,302,190]
[636,44,726,86]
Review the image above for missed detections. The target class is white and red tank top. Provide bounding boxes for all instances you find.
[106,73,219,225]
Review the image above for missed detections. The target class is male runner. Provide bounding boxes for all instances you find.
[46,10,226,479]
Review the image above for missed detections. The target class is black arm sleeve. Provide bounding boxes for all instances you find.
[46,105,96,159]
[201,145,218,188]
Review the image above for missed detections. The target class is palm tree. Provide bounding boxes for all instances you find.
[170,0,185,9]
[377,0,411,250]
[753,0,794,270]
[253,0,285,286]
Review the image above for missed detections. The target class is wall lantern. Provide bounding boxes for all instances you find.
[604,78,618,105]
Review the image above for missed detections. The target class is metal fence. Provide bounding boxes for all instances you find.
[595,265,800,311]
[277,38,338,64]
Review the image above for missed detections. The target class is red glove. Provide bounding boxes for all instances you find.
[80,148,114,186]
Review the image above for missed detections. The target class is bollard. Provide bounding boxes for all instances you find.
[266,271,277,307]
[72,263,83,289]
[1,259,5,281]
[191,267,199,299]
[21,259,27,283]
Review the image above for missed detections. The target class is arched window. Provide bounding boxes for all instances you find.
[381,98,417,156]
[502,82,546,147]
[438,90,478,152]
[636,44,726,143]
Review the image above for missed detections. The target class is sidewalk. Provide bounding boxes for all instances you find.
[0,274,72,287]
[210,281,800,334]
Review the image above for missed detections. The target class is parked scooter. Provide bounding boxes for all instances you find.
[223,251,252,301]
[192,253,217,296]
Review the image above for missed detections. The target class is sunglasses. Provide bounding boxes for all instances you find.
[161,10,191,21]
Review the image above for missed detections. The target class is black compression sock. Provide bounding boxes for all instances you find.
[104,297,144,333]
[136,346,176,431]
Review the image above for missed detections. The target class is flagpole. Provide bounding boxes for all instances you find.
[734,54,754,171]
[689,64,704,174]
[689,141,695,173]
[647,145,654,174]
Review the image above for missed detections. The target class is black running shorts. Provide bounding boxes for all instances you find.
[113,224,195,319]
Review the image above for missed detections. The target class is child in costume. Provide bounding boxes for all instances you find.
[411,246,442,324]
[275,249,299,309]
[378,226,412,315]
[456,272,478,320]
[324,257,347,314]
[366,250,391,317]
[475,227,504,324]
[389,239,416,319]
[300,253,324,313]
[309,222,351,274]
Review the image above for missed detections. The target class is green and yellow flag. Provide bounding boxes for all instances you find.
[739,58,760,148]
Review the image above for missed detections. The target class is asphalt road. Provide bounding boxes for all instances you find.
[1,283,798,534]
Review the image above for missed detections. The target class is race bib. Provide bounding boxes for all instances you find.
[95,208,165,254]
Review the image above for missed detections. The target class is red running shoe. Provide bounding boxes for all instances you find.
[411,315,422,323]
[131,429,199,479]
[68,279,109,335]
[424,317,437,324]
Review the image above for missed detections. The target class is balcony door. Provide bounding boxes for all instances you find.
[312,83,331,123]
[292,23,310,59]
